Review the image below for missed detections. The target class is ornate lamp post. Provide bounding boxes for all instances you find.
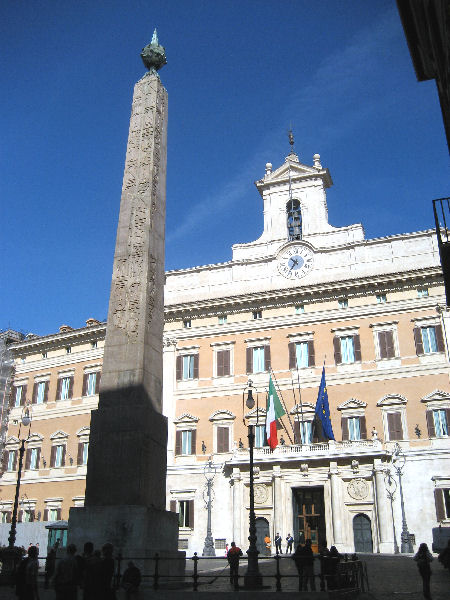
[202,458,217,556]
[391,443,413,553]
[242,380,262,589]
[384,468,399,554]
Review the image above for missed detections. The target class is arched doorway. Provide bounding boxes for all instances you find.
[255,517,270,556]
[353,514,373,553]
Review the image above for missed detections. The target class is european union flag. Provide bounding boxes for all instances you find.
[312,367,335,442]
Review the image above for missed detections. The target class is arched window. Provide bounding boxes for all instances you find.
[286,199,302,240]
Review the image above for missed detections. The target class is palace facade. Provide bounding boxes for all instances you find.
[1,150,449,555]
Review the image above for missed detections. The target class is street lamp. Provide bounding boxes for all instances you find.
[242,380,262,589]
[8,406,32,548]
[384,468,399,554]
[202,458,217,556]
[391,443,413,553]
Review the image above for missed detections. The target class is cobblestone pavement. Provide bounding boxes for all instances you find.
[1,553,448,599]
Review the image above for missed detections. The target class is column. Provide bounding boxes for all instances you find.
[374,461,393,553]
[329,462,344,546]
[232,467,242,545]
[273,466,283,538]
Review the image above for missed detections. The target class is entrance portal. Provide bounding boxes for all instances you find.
[292,487,326,554]
[255,517,270,556]
[353,514,373,553]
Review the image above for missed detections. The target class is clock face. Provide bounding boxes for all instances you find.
[277,245,314,279]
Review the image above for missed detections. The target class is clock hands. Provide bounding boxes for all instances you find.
[289,257,299,269]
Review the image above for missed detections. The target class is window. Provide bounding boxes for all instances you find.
[342,416,367,441]
[176,354,199,381]
[414,324,445,355]
[386,412,404,441]
[50,444,66,468]
[175,429,196,455]
[377,330,396,359]
[83,372,100,397]
[295,305,305,314]
[22,510,34,523]
[215,349,230,377]
[7,450,17,471]
[216,426,230,453]
[13,385,26,407]
[48,508,59,521]
[183,319,191,329]
[77,442,89,465]
[376,294,387,303]
[1,511,11,523]
[294,420,312,444]
[178,500,194,528]
[255,424,266,448]
[26,447,41,470]
[252,310,262,320]
[56,376,73,401]
[338,298,348,309]
[333,334,361,365]
[289,340,315,369]
[246,345,270,374]
[429,409,449,437]
[32,380,48,404]
[434,488,450,521]
[418,288,429,298]
[218,315,227,325]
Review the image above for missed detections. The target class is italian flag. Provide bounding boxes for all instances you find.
[265,376,286,449]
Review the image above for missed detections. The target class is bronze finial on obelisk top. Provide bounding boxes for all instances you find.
[141,28,167,76]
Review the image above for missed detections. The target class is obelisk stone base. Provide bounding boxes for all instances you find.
[68,505,185,576]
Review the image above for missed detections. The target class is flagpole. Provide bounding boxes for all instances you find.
[295,361,305,446]
[270,368,295,445]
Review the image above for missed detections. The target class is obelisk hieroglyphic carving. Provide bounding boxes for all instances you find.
[68,34,182,565]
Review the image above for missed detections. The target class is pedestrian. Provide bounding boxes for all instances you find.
[326,546,341,590]
[285,533,294,554]
[121,561,141,600]
[264,534,271,556]
[318,543,330,591]
[54,543,79,600]
[99,542,116,600]
[302,539,316,591]
[227,541,243,589]
[45,543,58,589]
[16,545,39,600]
[81,541,102,600]
[292,543,305,591]
[275,532,282,554]
[414,542,433,600]
[438,538,450,572]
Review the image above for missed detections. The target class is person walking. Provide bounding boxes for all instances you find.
[121,561,141,600]
[285,533,294,554]
[264,535,272,556]
[54,543,79,600]
[16,545,39,600]
[99,543,116,600]
[414,542,433,600]
[302,539,316,591]
[227,542,243,589]
[292,543,305,591]
[275,533,282,554]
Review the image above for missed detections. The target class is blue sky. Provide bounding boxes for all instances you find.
[1,1,448,336]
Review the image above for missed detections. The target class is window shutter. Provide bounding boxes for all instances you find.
[217,426,229,453]
[2,451,9,472]
[426,411,436,438]
[176,356,182,381]
[308,340,315,367]
[264,345,271,372]
[191,429,197,455]
[82,374,88,397]
[36,448,41,469]
[223,350,230,376]
[43,382,48,403]
[61,445,66,467]
[413,327,424,355]
[378,332,387,359]
[333,337,342,365]
[6,511,11,523]
[25,448,31,470]
[175,430,182,455]
[193,354,199,379]
[434,488,445,521]
[68,377,74,399]
[30,511,35,522]
[435,324,445,352]
[293,421,301,444]
[387,412,403,441]
[50,445,56,468]
[10,386,17,408]
[353,335,362,362]
[359,416,367,440]
[95,372,101,394]
[289,342,296,370]
[12,451,17,470]
[170,500,177,513]
[446,409,450,431]
[56,378,62,401]
[77,442,83,466]
[341,417,349,441]
[246,348,253,374]
[217,350,230,377]
[18,510,23,523]
[32,383,38,404]
[56,508,62,520]
[188,500,194,528]
[43,509,49,521]
[22,385,28,405]
[385,331,395,359]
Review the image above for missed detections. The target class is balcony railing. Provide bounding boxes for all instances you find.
[232,439,383,460]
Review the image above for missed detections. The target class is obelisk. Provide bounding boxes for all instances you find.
[68,31,182,566]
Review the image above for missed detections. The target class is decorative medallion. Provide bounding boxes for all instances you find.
[277,244,314,280]
[347,478,369,500]
[254,484,269,504]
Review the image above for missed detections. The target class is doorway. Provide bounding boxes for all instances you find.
[292,487,326,554]
[255,517,270,556]
[353,514,373,553]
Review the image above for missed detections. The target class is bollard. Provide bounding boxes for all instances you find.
[154,553,160,590]
[193,552,199,591]
[275,553,282,591]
